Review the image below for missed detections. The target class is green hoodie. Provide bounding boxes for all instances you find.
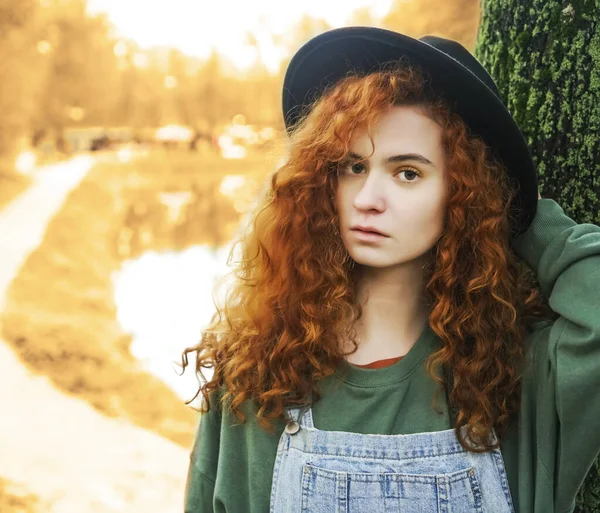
[184,198,600,513]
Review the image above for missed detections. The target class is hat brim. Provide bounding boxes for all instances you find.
[282,26,538,238]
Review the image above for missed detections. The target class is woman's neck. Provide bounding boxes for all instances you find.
[343,265,431,364]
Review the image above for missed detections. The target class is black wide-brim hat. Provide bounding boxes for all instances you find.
[282,26,539,239]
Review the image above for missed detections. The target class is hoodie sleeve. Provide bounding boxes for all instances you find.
[511,198,600,513]
[184,393,222,513]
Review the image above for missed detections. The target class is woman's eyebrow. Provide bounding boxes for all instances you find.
[348,151,435,167]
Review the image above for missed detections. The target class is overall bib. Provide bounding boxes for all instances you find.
[269,402,515,512]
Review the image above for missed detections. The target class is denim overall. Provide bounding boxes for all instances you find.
[269,400,515,512]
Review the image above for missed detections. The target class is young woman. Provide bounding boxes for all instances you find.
[182,27,600,513]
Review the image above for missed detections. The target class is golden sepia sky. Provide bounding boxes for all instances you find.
[87,0,393,72]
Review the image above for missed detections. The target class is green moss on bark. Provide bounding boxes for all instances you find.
[476,0,599,225]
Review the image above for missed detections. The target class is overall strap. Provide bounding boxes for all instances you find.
[284,390,314,428]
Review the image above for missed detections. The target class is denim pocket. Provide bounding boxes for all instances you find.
[300,462,483,513]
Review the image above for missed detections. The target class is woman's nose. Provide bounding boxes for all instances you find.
[353,174,386,210]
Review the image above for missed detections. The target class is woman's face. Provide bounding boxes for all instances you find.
[335,104,448,269]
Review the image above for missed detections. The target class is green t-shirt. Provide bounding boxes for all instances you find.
[184,199,600,513]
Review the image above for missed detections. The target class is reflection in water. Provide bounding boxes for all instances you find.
[112,243,233,407]
[115,174,262,261]
[111,170,264,408]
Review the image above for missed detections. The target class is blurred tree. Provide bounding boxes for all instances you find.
[246,73,281,127]
[31,0,119,145]
[382,0,480,51]
[242,33,270,125]
[133,68,168,129]
[0,0,43,167]
[118,47,167,129]
[476,0,600,511]
[194,51,226,135]
[165,48,191,125]
[240,31,281,126]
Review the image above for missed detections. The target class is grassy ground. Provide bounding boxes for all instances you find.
[0,167,31,212]
[0,146,279,449]
[0,478,39,513]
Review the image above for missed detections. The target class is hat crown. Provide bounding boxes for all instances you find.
[418,35,501,98]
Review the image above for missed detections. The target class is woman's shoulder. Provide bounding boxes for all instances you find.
[201,385,266,425]
[197,386,227,425]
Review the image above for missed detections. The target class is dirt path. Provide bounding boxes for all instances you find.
[0,155,192,512]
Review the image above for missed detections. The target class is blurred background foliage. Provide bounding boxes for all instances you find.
[0,0,482,184]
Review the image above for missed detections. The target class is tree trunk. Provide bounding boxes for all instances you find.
[475,0,599,225]
[475,0,600,511]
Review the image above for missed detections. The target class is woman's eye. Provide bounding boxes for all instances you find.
[336,162,365,175]
[342,163,421,183]
[400,169,420,182]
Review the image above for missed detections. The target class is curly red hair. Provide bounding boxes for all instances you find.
[180,64,557,452]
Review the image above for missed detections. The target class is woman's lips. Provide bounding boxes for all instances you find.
[351,229,388,241]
